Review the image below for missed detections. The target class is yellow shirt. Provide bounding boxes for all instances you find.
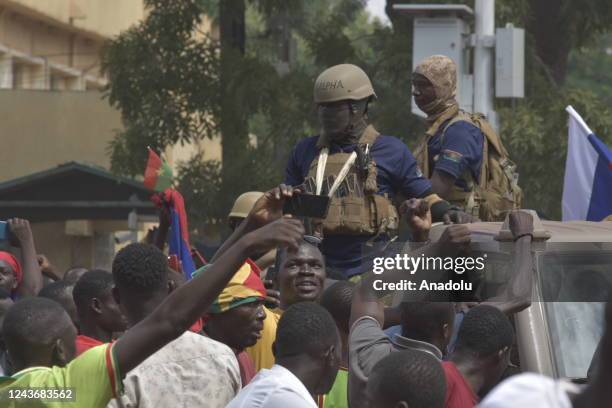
[245,307,282,371]
[0,343,122,408]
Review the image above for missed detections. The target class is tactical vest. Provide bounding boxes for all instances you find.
[303,125,399,238]
[415,110,523,221]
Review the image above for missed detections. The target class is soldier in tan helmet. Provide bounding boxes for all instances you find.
[285,63,463,279]
[228,191,276,272]
[228,192,264,231]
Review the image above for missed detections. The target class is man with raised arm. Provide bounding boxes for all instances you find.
[0,188,304,408]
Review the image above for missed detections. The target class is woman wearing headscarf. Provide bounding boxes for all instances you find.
[0,218,43,298]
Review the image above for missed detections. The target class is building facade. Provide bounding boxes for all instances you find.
[0,1,220,274]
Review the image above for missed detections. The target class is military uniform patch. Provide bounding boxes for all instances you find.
[441,149,463,163]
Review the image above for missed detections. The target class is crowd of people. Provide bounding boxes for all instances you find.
[0,187,608,408]
[0,54,608,407]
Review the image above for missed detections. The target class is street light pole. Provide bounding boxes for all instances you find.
[473,0,495,120]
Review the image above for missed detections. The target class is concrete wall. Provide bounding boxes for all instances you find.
[0,10,100,70]
[167,135,222,171]
[0,89,120,181]
[0,89,222,182]
[0,0,145,82]
[32,219,156,274]
[1,0,144,39]
[31,221,99,275]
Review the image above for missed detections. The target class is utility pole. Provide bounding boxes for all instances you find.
[473,0,495,120]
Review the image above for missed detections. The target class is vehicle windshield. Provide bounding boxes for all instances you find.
[539,251,612,379]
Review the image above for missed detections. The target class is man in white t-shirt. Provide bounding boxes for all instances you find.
[478,373,581,408]
[227,302,341,408]
[107,243,241,408]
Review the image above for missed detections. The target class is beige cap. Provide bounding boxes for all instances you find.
[228,191,264,219]
[314,64,376,103]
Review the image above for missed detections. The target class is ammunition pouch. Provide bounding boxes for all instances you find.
[308,125,399,237]
[317,194,399,236]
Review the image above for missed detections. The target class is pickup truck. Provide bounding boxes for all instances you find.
[425,212,612,382]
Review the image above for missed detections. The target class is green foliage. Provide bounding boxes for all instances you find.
[566,34,612,106]
[175,154,224,234]
[105,0,612,235]
[499,88,612,219]
[102,0,219,176]
[492,1,612,218]
[555,0,612,50]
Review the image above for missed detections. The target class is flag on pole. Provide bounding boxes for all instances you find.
[152,189,196,281]
[562,106,612,221]
[143,148,173,192]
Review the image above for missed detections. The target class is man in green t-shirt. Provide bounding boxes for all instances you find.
[319,281,355,408]
[0,187,305,408]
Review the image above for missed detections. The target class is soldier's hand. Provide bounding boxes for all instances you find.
[246,184,300,229]
[508,210,534,240]
[400,199,431,242]
[443,209,479,225]
[438,224,471,255]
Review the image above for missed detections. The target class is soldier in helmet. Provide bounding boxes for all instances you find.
[285,64,459,279]
[228,191,276,273]
[228,192,265,231]
[413,55,521,221]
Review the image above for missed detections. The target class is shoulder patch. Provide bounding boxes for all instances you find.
[441,149,463,163]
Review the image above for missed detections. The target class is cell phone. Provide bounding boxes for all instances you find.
[0,222,8,241]
[282,194,330,219]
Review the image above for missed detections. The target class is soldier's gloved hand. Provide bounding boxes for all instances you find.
[442,208,480,225]
[400,198,431,242]
[508,210,534,240]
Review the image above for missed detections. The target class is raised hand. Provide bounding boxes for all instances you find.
[246,184,300,229]
[400,198,431,242]
[243,216,305,255]
[37,254,60,281]
[7,218,34,247]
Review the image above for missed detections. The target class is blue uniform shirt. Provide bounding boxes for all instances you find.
[285,135,432,278]
[428,120,484,190]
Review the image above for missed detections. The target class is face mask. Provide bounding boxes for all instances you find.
[318,103,351,140]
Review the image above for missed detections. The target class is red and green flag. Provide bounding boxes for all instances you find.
[143,148,173,192]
